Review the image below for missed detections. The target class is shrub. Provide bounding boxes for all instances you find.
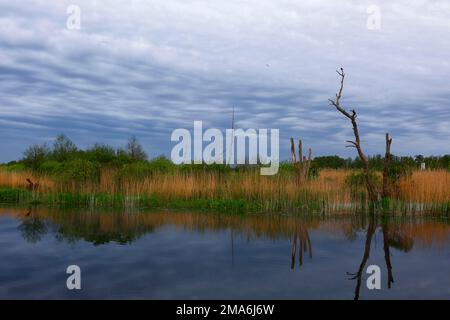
[85,144,117,164]
[39,160,63,174]
[147,156,176,173]
[345,171,381,190]
[3,162,27,172]
[59,159,99,183]
[125,136,147,161]
[388,162,412,183]
[180,163,232,174]
[51,134,78,162]
[119,162,153,179]
[23,144,50,170]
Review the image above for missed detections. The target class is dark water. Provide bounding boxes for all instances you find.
[0,207,449,300]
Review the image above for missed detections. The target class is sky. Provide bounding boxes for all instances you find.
[0,0,449,162]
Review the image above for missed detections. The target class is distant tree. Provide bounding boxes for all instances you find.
[23,144,50,170]
[414,155,424,167]
[125,136,147,161]
[60,159,99,183]
[86,143,116,164]
[312,156,346,169]
[52,134,77,162]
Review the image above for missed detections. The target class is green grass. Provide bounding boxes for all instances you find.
[0,188,32,203]
[1,187,448,216]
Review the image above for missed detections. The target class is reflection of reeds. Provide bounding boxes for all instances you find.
[0,169,449,213]
[1,208,448,247]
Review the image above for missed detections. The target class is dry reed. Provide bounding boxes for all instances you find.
[0,168,449,212]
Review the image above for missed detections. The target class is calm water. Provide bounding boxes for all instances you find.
[0,207,449,300]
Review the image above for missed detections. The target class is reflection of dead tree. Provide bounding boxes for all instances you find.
[290,226,312,270]
[290,138,312,184]
[329,69,377,203]
[382,224,395,288]
[230,229,235,266]
[347,216,398,299]
[346,215,376,300]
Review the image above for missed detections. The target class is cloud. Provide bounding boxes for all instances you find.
[0,0,449,162]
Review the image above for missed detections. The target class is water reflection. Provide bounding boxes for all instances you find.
[290,226,312,270]
[18,209,48,243]
[0,207,449,299]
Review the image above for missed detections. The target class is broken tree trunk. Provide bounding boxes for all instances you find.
[290,138,297,176]
[290,138,312,183]
[298,139,303,180]
[382,133,393,198]
[329,68,377,204]
[304,147,312,181]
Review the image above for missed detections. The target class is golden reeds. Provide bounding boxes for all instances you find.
[0,168,449,211]
[397,170,450,204]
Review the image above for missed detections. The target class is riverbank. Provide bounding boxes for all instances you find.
[0,169,449,214]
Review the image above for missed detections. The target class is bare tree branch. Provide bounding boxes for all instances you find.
[329,68,377,203]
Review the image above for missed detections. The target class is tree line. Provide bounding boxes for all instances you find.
[2,134,449,181]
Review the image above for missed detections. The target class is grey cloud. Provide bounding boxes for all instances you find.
[0,0,449,162]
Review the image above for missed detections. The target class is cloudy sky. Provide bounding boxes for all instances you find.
[0,0,449,162]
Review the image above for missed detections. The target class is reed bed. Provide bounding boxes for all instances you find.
[397,170,450,204]
[0,168,449,214]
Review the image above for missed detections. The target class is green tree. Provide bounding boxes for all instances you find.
[60,159,99,183]
[86,143,116,164]
[125,136,147,162]
[23,144,50,170]
[52,134,77,162]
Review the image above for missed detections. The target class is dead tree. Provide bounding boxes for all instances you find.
[290,138,297,176]
[26,179,39,192]
[382,133,393,198]
[329,68,377,203]
[290,138,312,183]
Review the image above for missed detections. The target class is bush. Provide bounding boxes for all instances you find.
[119,162,154,179]
[180,163,231,174]
[23,144,50,170]
[118,158,175,180]
[345,171,381,190]
[39,160,63,174]
[52,134,77,162]
[388,162,412,183]
[85,144,117,164]
[147,156,176,173]
[308,162,320,179]
[312,156,346,169]
[59,159,99,183]
[3,162,27,172]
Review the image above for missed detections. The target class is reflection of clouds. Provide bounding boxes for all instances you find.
[0,208,449,298]
[1,208,449,247]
